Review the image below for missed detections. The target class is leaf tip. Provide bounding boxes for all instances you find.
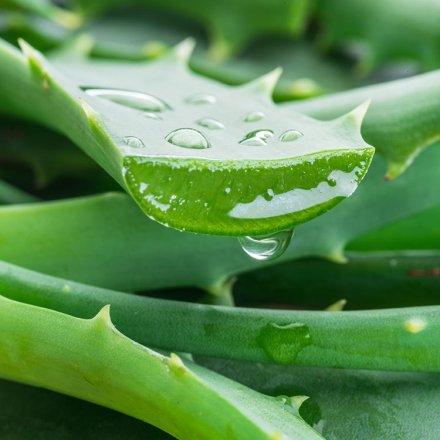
[173,38,196,65]
[343,99,371,130]
[326,248,348,264]
[244,67,283,98]
[18,39,50,89]
[325,299,347,312]
[291,395,309,409]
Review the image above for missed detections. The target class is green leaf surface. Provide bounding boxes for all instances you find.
[0,293,322,440]
[2,260,440,372]
[0,37,373,235]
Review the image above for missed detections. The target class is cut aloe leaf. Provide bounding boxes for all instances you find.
[0,294,323,440]
[0,38,373,235]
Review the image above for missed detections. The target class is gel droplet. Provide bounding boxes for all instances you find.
[239,129,274,146]
[83,88,170,112]
[143,112,162,120]
[279,130,303,142]
[185,94,217,105]
[166,128,210,149]
[238,229,293,261]
[196,117,224,130]
[123,136,144,148]
[258,322,312,364]
[243,111,264,122]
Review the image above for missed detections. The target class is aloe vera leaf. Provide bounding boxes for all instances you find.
[0,0,80,29]
[236,253,440,310]
[316,0,440,73]
[201,358,440,440]
[0,379,172,439]
[0,37,374,235]
[71,0,310,59]
[2,261,440,372]
[288,71,440,179]
[0,178,38,204]
[347,203,440,252]
[0,140,437,291]
[0,294,323,440]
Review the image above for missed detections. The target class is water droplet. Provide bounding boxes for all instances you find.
[143,112,162,120]
[327,178,337,187]
[239,129,274,146]
[243,111,264,122]
[225,187,231,194]
[279,130,303,142]
[258,322,312,364]
[166,128,210,149]
[123,136,144,148]
[83,88,170,112]
[185,94,217,105]
[196,117,224,130]
[238,229,293,261]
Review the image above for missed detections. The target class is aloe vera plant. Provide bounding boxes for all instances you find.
[1,2,440,439]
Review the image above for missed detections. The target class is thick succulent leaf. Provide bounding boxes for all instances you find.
[71,0,310,59]
[0,146,437,292]
[201,358,440,440]
[6,364,440,440]
[3,261,440,372]
[316,0,440,72]
[0,294,322,440]
[288,67,440,179]
[0,38,373,235]
[347,204,440,252]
